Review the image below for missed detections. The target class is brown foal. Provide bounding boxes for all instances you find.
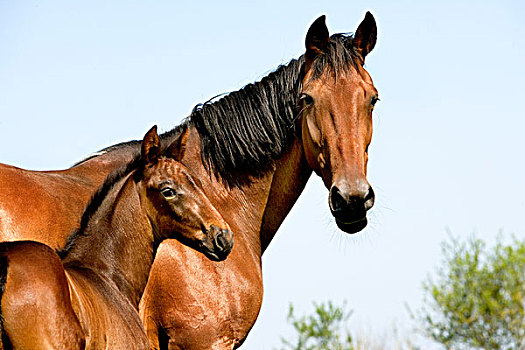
[0,126,233,349]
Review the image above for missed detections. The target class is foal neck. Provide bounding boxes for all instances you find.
[62,173,156,307]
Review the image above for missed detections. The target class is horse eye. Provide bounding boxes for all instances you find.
[371,96,380,107]
[160,187,177,199]
[300,93,314,106]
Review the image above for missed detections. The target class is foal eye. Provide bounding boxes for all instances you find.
[160,187,177,199]
[371,96,380,107]
[300,93,314,106]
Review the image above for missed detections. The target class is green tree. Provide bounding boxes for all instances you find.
[279,301,354,350]
[415,235,525,349]
[279,301,417,350]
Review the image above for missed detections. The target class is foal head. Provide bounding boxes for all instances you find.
[139,126,233,261]
[300,13,378,234]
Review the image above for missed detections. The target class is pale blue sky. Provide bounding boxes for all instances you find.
[1,1,525,348]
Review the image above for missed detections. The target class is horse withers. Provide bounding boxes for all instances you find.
[0,126,233,349]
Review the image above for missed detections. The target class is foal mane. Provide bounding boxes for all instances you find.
[57,153,143,259]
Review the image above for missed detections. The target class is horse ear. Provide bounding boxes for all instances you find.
[354,11,377,61]
[166,126,190,162]
[305,15,330,66]
[142,125,161,165]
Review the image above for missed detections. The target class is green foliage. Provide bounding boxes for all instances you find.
[279,301,354,350]
[416,235,525,350]
[279,301,417,350]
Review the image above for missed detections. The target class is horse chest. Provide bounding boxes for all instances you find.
[140,238,263,349]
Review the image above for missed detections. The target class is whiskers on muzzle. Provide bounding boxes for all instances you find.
[329,179,375,234]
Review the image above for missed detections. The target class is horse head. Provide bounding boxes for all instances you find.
[300,13,378,234]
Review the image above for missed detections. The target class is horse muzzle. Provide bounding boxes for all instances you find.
[329,180,375,234]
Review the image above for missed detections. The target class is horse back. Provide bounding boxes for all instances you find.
[0,156,127,248]
[0,240,85,349]
[0,163,100,248]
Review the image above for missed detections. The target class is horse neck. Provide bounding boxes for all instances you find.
[259,137,313,252]
[62,174,155,308]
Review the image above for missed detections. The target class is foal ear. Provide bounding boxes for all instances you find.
[166,126,190,162]
[305,15,330,66]
[354,11,377,61]
[141,125,161,165]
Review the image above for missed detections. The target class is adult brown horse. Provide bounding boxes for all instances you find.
[140,13,379,349]
[0,12,378,349]
[0,126,233,349]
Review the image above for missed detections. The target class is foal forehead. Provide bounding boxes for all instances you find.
[144,158,192,184]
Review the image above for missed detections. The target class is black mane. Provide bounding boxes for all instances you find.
[188,57,304,178]
[181,33,360,180]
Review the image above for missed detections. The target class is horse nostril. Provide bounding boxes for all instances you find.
[364,186,375,211]
[329,186,346,213]
[330,182,374,217]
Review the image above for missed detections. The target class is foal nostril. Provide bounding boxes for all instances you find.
[213,228,233,252]
[215,232,226,250]
[221,229,233,244]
